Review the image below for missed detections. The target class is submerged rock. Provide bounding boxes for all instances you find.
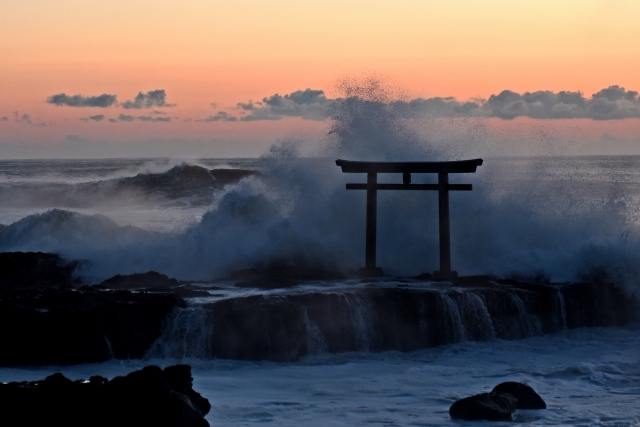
[492,381,546,409]
[449,392,518,421]
[0,364,210,427]
[0,287,185,365]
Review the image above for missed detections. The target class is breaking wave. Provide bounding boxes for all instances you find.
[0,164,255,208]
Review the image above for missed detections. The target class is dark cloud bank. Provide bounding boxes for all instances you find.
[122,90,175,109]
[211,85,640,122]
[46,90,174,110]
[109,114,170,123]
[47,93,117,108]
[80,115,105,122]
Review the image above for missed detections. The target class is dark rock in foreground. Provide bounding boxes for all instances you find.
[493,381,546,409]
[450,382,546,421]
[0,287,185,366]
[0,364,210,427]
[449,392,518,421]
[0,252,79,292]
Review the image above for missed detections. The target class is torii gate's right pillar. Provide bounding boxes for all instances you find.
[365,172,377,271]
[437,172,452,277]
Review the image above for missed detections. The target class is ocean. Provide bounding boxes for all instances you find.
[1,154,640,426]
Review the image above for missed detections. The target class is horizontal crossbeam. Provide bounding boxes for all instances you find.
[346,183,472,191]
[336,159,483,174]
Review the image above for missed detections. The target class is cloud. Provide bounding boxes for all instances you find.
[1,116,8,121]
[237,88,477,121]
[109,114,170,123]
[390,97,482,118]
[235,85,640,121]
[47,93,117,108]
[122,90,175,109]
[197,111,238,122]
[80,114,105,122]
[483,86,640,120]
[117,114,136,122]
[138,115,171,122]
[13,111,45,126]
[237,101,254,110]
[239,88,330,121]
[150,110,165,115]
[14,112,31,125]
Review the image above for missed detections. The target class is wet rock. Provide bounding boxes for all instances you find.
[492,381,546,409]
[97,272,213,298]
[180,277,638,362]
[97,271,179,290]
[0,364,210,427]
[230,257,346,289]
[449,391,518,421]
[0,288,185,365]
[163,364,212,416]
[209,295,308,361]
[0,252,79,292]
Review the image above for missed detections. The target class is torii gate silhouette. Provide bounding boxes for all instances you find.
[336,158,483,279]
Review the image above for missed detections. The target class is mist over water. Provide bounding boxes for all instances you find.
[1,81,640,289]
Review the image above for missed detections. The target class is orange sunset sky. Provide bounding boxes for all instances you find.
[1,0,640,158]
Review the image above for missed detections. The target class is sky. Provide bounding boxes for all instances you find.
[1,0,640,158]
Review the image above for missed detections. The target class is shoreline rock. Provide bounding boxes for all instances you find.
[492,381,546,409]
[0,251,79,292]
[450,382,546,421]
[0,287,185,366]
[0,364,210,427]
[449,392,518,421]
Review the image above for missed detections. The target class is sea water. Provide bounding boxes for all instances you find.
[1,155,640,425]
[1,327,639,426]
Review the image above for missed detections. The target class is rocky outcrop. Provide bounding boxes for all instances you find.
[155,278,636,362]
[0,252,78,292]
[230,257,346,289]
[450,382,546,421]
[0,364,210,427]
[449,392,518,421]
[492,381,546,409]
[97,271,179,290]
[96,271,213,298]
[0,287,185,365]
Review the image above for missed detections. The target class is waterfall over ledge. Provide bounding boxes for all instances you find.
[148,277,636,362]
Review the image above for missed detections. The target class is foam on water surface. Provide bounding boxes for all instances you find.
[2,327,640,426]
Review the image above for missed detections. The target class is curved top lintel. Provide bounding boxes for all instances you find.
[335,158,483,174]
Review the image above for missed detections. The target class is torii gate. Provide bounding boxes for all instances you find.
[336,158,483,279]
